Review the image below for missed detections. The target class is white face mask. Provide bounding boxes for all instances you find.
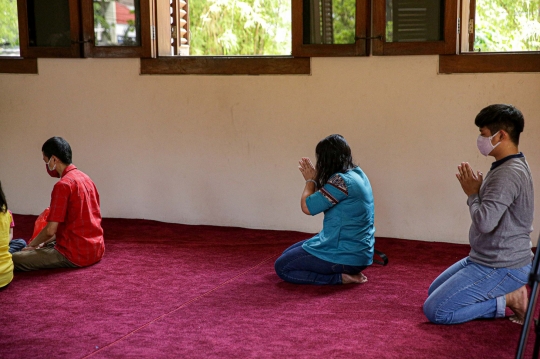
[477,131,500,156]
[47,157,56,171]
[46,157,60,178]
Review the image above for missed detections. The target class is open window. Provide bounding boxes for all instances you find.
[1,0,21,56]
[15,0,151,58]
[440,0,540,73]
[142,0,309,75]
[372,0,458,55]
[291,0,370,57]
[462,0,540,53]
[82,0,152,57]
[155,0,292,56]
[0,0,37,73]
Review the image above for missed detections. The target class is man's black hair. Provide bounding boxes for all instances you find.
[474,104,524,145]
[42,137,73,164]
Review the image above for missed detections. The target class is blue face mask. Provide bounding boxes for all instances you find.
[477,131,500,156]
[46,158,60,178]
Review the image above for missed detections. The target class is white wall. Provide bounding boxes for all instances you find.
[1,56,539,244]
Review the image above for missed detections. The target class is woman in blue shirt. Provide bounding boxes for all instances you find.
[274,134,375,285]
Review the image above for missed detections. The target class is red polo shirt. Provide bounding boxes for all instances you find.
[47,164,105,267]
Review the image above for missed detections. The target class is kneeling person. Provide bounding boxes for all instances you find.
[274,134,375,285]
[13,137,105,271]
[423,104,533,325]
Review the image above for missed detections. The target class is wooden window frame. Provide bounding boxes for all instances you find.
[372,0,458,56]
[17,0,83,58]
[439,53,540,74]
[15,0,151,59]
[0,57,38,74]
[439,0,540,74]
[0,0,38,73]
[465,0,476,52]
[81,0,152,58]
[140,0,310,75]
[291,0,370,57]
[140,56,310,75]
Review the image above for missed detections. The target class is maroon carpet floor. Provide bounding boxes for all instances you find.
[0,214,535,358]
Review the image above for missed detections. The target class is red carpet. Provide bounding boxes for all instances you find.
[0,214,535,358]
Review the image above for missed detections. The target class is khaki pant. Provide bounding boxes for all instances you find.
[12,242,78,271]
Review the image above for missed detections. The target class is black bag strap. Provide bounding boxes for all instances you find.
[373,249,388,266]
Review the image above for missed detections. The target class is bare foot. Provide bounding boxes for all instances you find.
[506,285,528,325]
[342,272,368,284]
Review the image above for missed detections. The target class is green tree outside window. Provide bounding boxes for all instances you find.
[0,0,20,55]
[475,0,540,51]
[189,0,291,55]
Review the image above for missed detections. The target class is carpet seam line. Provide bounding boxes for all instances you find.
[81,254,277,359]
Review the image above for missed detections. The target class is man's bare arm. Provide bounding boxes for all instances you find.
[27,222,58,248]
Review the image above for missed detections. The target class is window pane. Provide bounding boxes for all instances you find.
[189,0,291,55]
[0,0,20,56]
[27,0,72,47]
[94,0,141,46]
[385,0,444,42]
[302,0,356,44]
[474,0,540,52]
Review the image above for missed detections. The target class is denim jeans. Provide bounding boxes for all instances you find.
[274,240,367,285]
[9,239,27,254]
[423,257,531,324]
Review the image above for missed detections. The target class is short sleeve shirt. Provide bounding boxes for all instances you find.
[0,209,14,287]
[303,166,375,266]
[47,165,105,266]
[8,210,14,228]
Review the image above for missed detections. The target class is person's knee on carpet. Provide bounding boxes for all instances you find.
[422,299,451,325]
[274,134,375,286]
[424,104,534,325]
[273,253,290,282]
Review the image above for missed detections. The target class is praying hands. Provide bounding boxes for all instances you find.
[456,162,483,197]
[298,157,316,181]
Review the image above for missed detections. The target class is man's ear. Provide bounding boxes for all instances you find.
[49,155,61,165]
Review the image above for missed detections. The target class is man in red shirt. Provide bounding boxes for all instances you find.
[13,137,105,271]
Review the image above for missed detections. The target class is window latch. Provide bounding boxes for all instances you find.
[468,19,474,34]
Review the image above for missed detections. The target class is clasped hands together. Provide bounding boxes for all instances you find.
[456,162,483,197]
[298,157,316,182]
[300,157,482,197]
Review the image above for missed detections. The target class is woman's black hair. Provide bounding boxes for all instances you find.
[42,137,72,164]
[314,134,355,188]
[0,181,7,213]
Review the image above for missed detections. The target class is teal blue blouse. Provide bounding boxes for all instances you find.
[303,166,375,266]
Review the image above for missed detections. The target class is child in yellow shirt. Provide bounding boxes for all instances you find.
[0,181,15,289]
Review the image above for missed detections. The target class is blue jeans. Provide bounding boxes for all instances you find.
[9,239,27,254]
[274,240,367,285]
[423,257,531,324]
